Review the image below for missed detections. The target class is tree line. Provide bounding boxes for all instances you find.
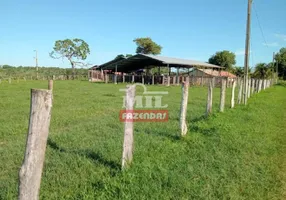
[0,65,88,79]
[3,37,285,79]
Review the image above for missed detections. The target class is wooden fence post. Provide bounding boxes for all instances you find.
[251,79,255,94]
[237,79,243,104]
[152,75,154,85]
[52,75,55,80]
[105,74,108,84]
[258,79,262,92]
[132,75,135,83]
[219,78,226,112]
[167,76,170,86]
[48,80,53,90]
[256,79,259,93]
[180,81,189,136]
[18,89,53,200]
[186,76,190,86]
[123,75,125,83]
[206,78,214,116]
[122,85,135,169]
[172,76,176,85]
[231,80,236,108]
[142,75,144,84]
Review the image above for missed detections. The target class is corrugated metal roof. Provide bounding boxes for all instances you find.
[140,54,223,69]
[98,53,224,72]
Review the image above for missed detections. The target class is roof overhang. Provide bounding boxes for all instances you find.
[97,54,224,72]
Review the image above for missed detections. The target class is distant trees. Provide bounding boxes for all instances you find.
[50,38,90,79]
[231,67,244,76]
[133,37,162,55]
[0,66,88,78]
[208,50,236,71]
[252,63,273,79]
[114,54,133,60]
[275,47,286,79]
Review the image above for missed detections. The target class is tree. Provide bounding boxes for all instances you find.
[253,63,273,79]
[133,37,162,55]
[50,38,90,78]
[231,67,244,77]
[114,54,133,60]
[208,50,236,71]
[275,47,286,80]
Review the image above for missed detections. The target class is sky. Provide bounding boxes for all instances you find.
[0,0,285,69]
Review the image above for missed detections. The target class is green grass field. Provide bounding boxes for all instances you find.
[0,81,285,199]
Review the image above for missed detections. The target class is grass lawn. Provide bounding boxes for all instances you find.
[0,81,285,199]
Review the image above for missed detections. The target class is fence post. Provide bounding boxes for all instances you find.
[132,75,135,83]
[180,81,189,136]
[237,79,243,104]
[9,78,11,84]
[231,80,236,108]
[123,75,125,83]
[206,78,214,116]
[105,74,108,84]
[172,76,176,85]
[48,80,53,90]
[256,79,259,93]
[251,79,255,95]
[142,75,144,84]
[167,76,170,86]
[177,76,180,85]
[122,85,135,169]
[18,89,53,200]
[151,75,154,85]
[219,78,226,112]
[186,76,190,86]
[52,75,55,80]
[247,78,251,98]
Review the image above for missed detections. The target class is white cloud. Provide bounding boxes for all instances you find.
[263,42,278,47]
[274,33,286,41]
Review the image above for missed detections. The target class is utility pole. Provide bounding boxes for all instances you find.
[34,50,38,80]
[243,0,252,105]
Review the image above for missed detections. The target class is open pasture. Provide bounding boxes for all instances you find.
[0,81,285,199]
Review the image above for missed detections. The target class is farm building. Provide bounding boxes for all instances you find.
[189,68,236,79]
[88,54,228,85]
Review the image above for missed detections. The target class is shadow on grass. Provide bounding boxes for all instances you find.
[79,149,120,171]
[190,115,207,123]
[189,124,218,136]
[103,93,117,97]
[47,138,120,171]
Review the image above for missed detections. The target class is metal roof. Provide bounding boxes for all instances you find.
[98,54,223,72]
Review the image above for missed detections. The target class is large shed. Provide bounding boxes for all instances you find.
[96,53,223,74]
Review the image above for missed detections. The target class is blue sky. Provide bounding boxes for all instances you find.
[0,0,285,69]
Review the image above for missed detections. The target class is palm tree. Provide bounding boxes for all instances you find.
[253,63,272,79]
